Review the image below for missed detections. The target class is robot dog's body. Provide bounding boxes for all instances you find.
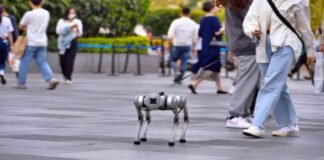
[134,92,189,146]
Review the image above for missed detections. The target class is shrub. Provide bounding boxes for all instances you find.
[78,36,150,54]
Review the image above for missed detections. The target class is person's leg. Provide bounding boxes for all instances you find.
[60,51,67,79]
[0,41,9,85]
[180,46,191,75]
[18,46,35,85]
[34,47,54,81]
[65,39,78,81]
[273,84,297,127]
[229,55,260,117]
[170,47,180,74]
[252,46,295,129]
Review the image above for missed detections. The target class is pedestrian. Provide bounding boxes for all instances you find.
[0,5,14,85]
[188,1,227,94]
[167,7,198,84]
[242,0,315,138]
[314,20,324,94]
[2,7,19,43]
[3,6,20,77]
[218,0,259,128]
[56,7,83,84]
[15,0,59,90]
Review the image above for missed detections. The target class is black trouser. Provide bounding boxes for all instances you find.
[60,39,77,81]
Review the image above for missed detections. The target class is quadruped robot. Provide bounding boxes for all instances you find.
[133,92,189,146]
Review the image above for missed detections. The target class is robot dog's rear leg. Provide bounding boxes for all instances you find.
[169,109,179,146]
[141,111,151,142]
[134,108,144,145]
[180,98,189,143]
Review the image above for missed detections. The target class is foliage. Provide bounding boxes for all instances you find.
[310,0,324,30]
[78,36,150,54]
[143,7,225,36]
[0,0,151,37]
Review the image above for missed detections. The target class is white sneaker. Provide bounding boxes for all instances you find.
[226,117,252,129]
[228,85,236,95]
[272,125,300,137]
[65,80,72,84]
[243,126,266,138]
[47,78,59,90]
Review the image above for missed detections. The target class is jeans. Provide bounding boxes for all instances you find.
[18,46,54,85]
[170,46,191,74]
[253,35,297,129]
[0,40,9,73]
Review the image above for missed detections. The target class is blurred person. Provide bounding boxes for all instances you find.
[2,7,19,43]
[0,5,14,85]
[167,7,198,84]
[314,20,324,93]
[15,0,59,90]
[218,0,259,129]
[56,7,83,84]
[242,0,315,138]
[188,1,227,94]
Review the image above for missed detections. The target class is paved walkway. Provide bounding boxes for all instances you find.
[0,73,323,160]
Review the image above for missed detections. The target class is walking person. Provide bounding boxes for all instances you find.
[167,7,198,84]
[217,0,259,128]
[188,1,227,94]
[0,5,14,85]
[56,7,83,84]
[314,20,324,94]
[242,0,315,138]
[15,0,59,90]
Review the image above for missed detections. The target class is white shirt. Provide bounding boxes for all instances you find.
[0,16,14,38]
[56,18,83,37]
[20,8,50,47]
[167,17,198,46]
[243,0,315,63]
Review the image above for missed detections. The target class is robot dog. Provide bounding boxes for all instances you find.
[134,92,189,146]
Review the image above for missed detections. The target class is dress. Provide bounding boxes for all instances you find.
[191,16,222,80]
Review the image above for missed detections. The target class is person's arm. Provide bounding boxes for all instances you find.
[19,12,29,31]
[167,20,176,51]
[242,0,261,39]
[294,5,316,63]
[77,19,83,37]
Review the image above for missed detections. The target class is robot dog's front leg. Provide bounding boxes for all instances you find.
[134,96,144,145]
[140,111,151,142]
[179,97,189,143]
[169,108,179,146]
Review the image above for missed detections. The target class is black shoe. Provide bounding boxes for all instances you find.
[174,74,183,84]
[0,75,6,85]
[288,73,293,78]
[188,85,198,94]
[217,90,228,94]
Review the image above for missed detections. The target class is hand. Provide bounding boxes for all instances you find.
[320,44,324,53]
[252,30,262,40]
[307,55,316,65]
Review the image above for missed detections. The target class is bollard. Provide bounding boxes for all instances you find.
[97,47,104,73]
[134,46,143,76]
[109,45,117,76]
[160,42,166,76]
[122,45,131,73]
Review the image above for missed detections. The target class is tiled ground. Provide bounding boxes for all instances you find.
[0,73,323,160]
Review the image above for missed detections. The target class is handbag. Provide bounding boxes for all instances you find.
[13,35,27,57]
[209,38,227,47]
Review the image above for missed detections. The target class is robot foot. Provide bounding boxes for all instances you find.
[168,142,175,146]
[179,139,186,143]
[134,141,141,145]
[140,138,147,142]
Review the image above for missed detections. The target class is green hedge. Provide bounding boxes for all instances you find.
[78,36,150,54]
[143,8,225,36]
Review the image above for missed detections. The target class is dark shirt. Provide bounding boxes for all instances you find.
[224,0,256,56]
[7,15,19,42]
